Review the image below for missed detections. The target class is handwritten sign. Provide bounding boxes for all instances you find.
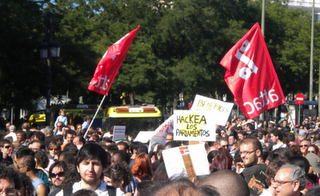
[174,110,215,141]
[113,126,126,141]
[162,144,209,179]
[191,94,233,126]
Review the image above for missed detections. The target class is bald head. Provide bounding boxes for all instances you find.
[199,170,249,196]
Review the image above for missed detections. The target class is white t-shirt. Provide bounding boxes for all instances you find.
[272,142,287,151]
[55,181,125,196]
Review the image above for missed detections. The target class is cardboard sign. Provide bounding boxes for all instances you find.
[162,144,209,180]
[113,126,126,141]
[134,131,155,143]
[173,110,215,141]
[191,94,233,126]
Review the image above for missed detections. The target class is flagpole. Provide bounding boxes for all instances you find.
[285,102,300,144]
[83,95,107,139]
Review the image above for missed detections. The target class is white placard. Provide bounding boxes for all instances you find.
[113,126,126,141]
[191,94,233,126]
[134,131,155,143]
[173,110,215,141]
[188,144,210,176]
[162,147,187,179]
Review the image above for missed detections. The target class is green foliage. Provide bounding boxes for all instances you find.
[1,0,319,114]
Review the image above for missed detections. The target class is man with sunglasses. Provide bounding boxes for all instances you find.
[54,122,64,136]
[49,161,67,194]
[0,139,13,166]
[299,139,310,156]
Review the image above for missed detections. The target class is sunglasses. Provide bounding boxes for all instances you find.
[308,151,316,154]
[300,145,309,147]
[49,148,59,151]
[4,146,10,149]
[51,171,65,178]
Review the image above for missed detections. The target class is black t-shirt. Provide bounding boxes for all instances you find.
[2,156,13,166]
[241,163,268,195]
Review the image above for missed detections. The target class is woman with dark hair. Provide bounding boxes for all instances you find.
[305,144,320,157]
[131,153,152,183]
[17,172,34,196]
[103,162,133,195]
[34,150,49,175]
[48,141,61,161]
[152,162,169,182]
[210,154,232,173]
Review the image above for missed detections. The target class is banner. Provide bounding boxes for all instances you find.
[191,94,233,126]
[88,26,140,95]
[148,115,174,151]
[173,110,215,141]
[220,22,285,119]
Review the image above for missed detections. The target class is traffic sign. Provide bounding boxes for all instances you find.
[295,93,305,105]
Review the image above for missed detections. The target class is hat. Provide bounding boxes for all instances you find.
[299,129,308,136]
[295,124,299,128]
[9,125,16,131]
[306,153,320,174]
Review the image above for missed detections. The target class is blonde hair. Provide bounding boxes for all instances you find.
[59,109,66,115]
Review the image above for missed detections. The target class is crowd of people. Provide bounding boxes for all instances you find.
[1,111,320,196]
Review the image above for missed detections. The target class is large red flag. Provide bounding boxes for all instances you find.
[220,23,285,119]
[88,26,140,95]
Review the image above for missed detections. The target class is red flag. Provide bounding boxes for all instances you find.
[220,23,285,119]
[88,26,140,95]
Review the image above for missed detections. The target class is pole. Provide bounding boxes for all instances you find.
[83,95,107,139]
[309,0,315,110]
[261,0,265,37]
[46,11,52,126]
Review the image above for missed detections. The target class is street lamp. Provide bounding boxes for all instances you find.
[40,11,60,126]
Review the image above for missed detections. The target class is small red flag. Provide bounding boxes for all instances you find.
[220,22,285,119]
[88,26,140,95]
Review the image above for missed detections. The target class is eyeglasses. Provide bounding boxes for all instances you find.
[308,151,316,154]
[51,171,65,178]
[221,145,228,148]
[16,164,25,170]
[300,145,309,147]
[49,148,59,151]
[239,149,257,156]
[272,179,293,187]
[0,188,17,196]
[4,146,10,149]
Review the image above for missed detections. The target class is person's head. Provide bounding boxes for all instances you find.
[240,137,262,167]
[49,161,67,188]
[237,130,247,141]
[48,141,61,158]
[288,156,310,174]
[65,130,75,144]
[165,133,173,144]
[306,144,319,156]
[111,150,130,165]
[117,142,129,153]
[83,115,91,123]
[89,133,99,143]
[103,162,132,189]
[44,126,54,136]
[265,159,287,187]
[207,150,221,164]
[59,109,66,116]
[30,131,45,142]
[34,150,49,169]
[199,169,250,196]
[218,137,228,149]
[131,153,152,180]
[209,154,232,173]
[270,129,283,143]
[70,189,98,196]
[300,139,310,154]
[16,131,26,143]
[56,122,63,130]
[153,178,219,196]
[28,140,44,152]
[73,136,85,147]
[9,125,16,132]
[76,143,109,185]
[17,155,36,174]
[0,165,22,196]
[298,129,308,141]
[17,172,34,196]
[0,139,11,157]
[272,164,307,196]
[228,134,237,146]
[105,144,119,155]
[14,147,34,169]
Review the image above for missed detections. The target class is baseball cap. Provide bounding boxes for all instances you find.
[299,129,308,136]
[306,153,320,174]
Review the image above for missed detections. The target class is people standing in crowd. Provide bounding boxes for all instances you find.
[0,139,13,166]
[81,115,91,130]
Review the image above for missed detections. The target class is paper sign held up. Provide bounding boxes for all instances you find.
[173,110,216,141]
[113,126,126,141]
[191,94,233,126]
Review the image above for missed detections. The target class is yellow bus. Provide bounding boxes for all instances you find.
[102,105,162,135]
